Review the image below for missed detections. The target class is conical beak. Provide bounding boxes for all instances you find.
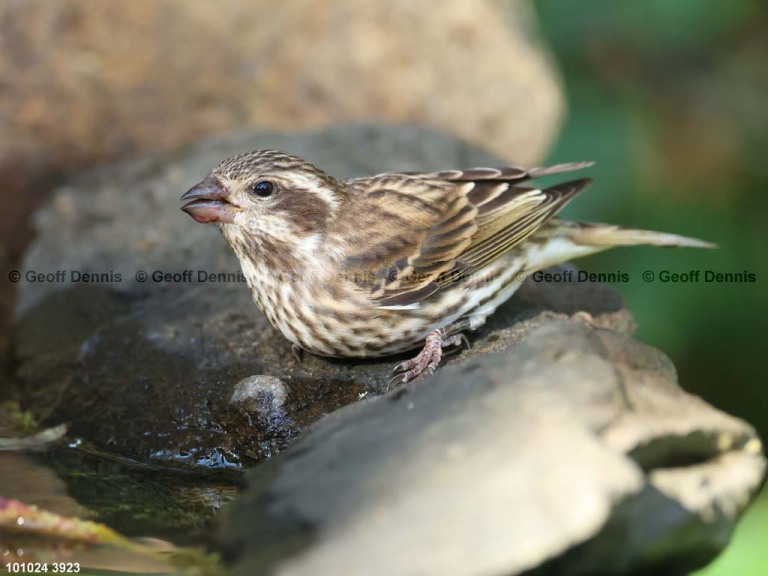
[180,179,237,224]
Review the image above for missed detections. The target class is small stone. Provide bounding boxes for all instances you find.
[230,375,288,417]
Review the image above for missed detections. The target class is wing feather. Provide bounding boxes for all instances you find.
[458,178,592,274]
[340,163,594,307]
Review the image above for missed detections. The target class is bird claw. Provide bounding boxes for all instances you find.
[387,374,406,391]
[391,359,412,376]
[385,323,472,391]
[386,361,437,391]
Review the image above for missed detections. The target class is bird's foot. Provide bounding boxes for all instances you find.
[389,325,469,388]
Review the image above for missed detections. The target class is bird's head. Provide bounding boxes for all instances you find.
[181,150,345,245]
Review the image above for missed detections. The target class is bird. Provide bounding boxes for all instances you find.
[180,150,714,384]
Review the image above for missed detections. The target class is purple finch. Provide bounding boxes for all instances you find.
[181,150,713,383]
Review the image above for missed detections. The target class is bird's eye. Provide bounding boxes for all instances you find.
[252,181,274,198]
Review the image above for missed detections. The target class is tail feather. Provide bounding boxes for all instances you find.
[527,161,596,179]
[571,223,716,249]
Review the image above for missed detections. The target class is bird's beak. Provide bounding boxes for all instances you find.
[180,179,237,224]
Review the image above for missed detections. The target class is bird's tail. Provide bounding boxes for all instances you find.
[569,223,716,249]
[520,221,715,274]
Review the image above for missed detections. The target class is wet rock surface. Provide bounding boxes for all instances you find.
[218,321,766,576]
[15,124,632,470]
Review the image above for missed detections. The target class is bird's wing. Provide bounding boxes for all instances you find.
[341,163,593,308]
[338,176,478,308]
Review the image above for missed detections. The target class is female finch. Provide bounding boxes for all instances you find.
[181,150,713,383]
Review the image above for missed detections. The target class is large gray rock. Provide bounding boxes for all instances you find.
[218,321,765,576]
[15,125,633,470]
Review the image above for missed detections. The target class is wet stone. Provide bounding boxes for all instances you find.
[230,375,289,418]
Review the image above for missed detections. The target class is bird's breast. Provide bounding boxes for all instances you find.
[234,256,438,357]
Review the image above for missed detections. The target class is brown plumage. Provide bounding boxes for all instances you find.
[181,150,714,383]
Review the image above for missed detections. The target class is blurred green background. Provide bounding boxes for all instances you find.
[535,1,767,573]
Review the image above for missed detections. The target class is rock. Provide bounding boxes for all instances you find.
[15,125,632,470]
[217,321,766,576]
[0,0,561,173]
[230,375,293,439]
[230,375,289,418]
